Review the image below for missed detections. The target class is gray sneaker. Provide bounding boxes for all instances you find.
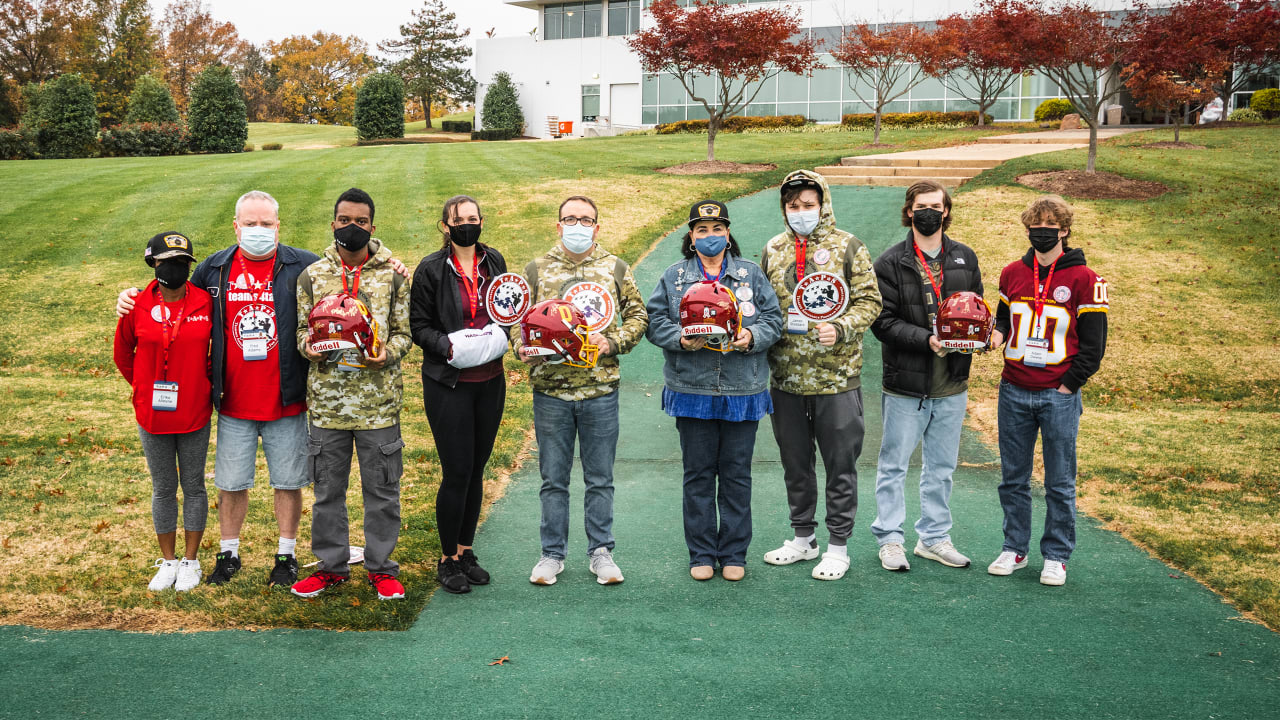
[914,540,971,568]
[589,547,624,585]
[529,556,564,585]
[878,543,910,571]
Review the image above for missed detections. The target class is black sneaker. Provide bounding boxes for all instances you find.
[268,554,298,587]
[437,557,471,594]
[206,551,241,585]
[458,549,490,585]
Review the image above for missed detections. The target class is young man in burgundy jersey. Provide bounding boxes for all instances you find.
[987,195,1108,586]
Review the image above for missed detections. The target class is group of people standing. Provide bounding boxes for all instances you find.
[112,170,1107,601]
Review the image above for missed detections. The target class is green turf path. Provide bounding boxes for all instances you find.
[2,187,1278,719]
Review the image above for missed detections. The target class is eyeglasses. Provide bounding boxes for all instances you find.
[560,216,597,227]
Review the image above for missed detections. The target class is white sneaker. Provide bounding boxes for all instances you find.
[175,558,202,591]
[878,543,910,571]
[914,540,971,568]
[987,550,1028,576]
[1040,560,1067,586]
[588,548,624,585]
[148,559,179,591]
[529,556,564,585]
[763,539,819,566]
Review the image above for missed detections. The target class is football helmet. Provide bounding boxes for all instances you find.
[520,299,599,368]
[307,293,381,358]
[935,291,994,353]
[679,281,739,352]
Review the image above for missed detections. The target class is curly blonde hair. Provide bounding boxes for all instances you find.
[1020,195,1073,231]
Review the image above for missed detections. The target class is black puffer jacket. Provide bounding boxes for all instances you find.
[409,243,507,388]
[871,232,984,398]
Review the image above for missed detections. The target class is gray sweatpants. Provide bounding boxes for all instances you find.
[137,423,211,534]
[307,423,404,577]
[769,388,865,543]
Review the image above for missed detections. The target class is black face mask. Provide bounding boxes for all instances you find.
[449,223,482,248]
[911,208,944,237]
[155,260,189,289]
[333,223,371,252]
[1029,227,1063,253]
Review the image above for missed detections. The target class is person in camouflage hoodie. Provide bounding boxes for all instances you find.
[759,170,883,582]
[514,196,649,586]
[290,188,414,601]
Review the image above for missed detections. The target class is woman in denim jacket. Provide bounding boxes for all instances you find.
[645,200,784,582]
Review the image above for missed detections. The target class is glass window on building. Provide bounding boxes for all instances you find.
[778,102,808,118]
[744,103,776,117]
[810,68,842,104]
[658,105,686,124]
[608,0,641,36]
[777,72,808,103]
[812,26,844,50]
[582,84,600,121]
[643,73,658,105]
[809,102,841,122]
[912,75,946,102]
[659,73,687,104]
[564,3,584,39]
[544,5,564,40]
[583,2,603,37]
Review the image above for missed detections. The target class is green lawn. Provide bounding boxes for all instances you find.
[406,110,475,134]
[246,122,357,149]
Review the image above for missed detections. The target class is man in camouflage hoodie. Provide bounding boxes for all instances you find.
[514,196,649,586]
[759,171,883,581]
[290,188,414,601]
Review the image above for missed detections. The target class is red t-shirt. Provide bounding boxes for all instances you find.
[113,280,214,434]
[998,258,1108,390]
[453,253,503,383]
[219,250,306,420]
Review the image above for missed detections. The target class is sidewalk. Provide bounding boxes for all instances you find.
[1,186,1277,719]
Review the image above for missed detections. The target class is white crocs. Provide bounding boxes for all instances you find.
[763,539,819,566]
[811,551,851,581]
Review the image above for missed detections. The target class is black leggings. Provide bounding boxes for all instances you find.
[422,374,506,557]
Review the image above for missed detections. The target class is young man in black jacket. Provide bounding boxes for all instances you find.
[869,181,986,572]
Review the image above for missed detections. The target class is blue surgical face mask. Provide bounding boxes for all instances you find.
[239,225,277,256]
[561,224,595,254]
[787,209,820,237]
[694,234,728,258]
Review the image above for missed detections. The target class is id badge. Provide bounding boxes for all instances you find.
[786,306,809,334]
[152,381,179,411]
[242,330,268,361]
[1023,338,1050,368]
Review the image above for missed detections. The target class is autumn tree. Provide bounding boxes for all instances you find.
[160,0,242,113]
[0,0,75,85]
[95,0,157,125]
[1205,0,1280,107]
[833,23,945,144]
[378,0,475,122]
[235,43,278,122]
[0,76,19,126]
[270,32,375,125]
[933,9,1023,127]
[628,0,817,162]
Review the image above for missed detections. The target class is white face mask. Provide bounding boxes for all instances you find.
[561,224,595,254]
[239,226,276,256]
[787,210,820,237]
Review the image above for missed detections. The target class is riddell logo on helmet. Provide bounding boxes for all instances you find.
[682,323,725,337]
[310,339,346,353]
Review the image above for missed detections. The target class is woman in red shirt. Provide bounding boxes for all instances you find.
[113,232,215,593]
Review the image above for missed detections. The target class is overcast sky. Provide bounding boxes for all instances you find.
[185,0,537,64]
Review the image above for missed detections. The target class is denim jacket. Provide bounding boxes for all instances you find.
[646,254,783,396]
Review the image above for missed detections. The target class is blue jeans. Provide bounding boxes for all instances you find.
[212,412,309,491]
[675,416,759,568]
[534,391,620,560]
[871,392,967,547]
[997,381,1082,563]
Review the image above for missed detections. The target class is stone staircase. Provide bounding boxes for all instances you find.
[815,156,1002,188]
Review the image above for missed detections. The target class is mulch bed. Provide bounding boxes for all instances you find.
[1015,170,1170,200]
[657,161,777,175]
[1142,141,1207,149]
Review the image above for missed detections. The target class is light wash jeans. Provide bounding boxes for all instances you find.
[871,392,967,548]
[997,381,1082,563]
[534,391,620,560]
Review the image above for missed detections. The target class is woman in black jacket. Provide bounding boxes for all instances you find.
[410,195,510,594]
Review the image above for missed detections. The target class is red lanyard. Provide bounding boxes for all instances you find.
[341,259,363,298]
[1031,255,1060,338]
[155,286,188,381]
[236,249,274,302]
[913,242,944,307]
[450,251,480,319]
[794,236,807,283]
[697,256,724,284]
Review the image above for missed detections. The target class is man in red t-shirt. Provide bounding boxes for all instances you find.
[986,195,1109,587]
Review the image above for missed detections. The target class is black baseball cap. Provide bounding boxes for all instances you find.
[144,231,196,267]
[688,199,730,228]
[782,175,824,202]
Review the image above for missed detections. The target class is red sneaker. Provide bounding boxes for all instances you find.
[368,572,405,600]
[290,571,348,598]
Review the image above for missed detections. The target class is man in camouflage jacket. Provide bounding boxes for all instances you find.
[513,196,649,586]
[291,189,414,600]
[759,170,883,581]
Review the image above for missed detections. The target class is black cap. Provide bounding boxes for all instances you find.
[782,175,824,202]
[145,231,196,267]
[688,200,730,228]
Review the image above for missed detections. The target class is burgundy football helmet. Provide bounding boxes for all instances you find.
[308,293,380,357]
[520,299,599,368]
[935,291,994,353]
[679,281,740,352]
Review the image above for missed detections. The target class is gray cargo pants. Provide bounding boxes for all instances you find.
[307,423,404,577]
[769,387,865,543]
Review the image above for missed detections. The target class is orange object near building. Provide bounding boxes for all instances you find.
[558,121,573,135]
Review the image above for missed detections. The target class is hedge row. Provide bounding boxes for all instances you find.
[841,111,993,128]
[657,114,807,134]
[440,120,473,133]
[471,128,520,141]
[99,122,189,157]
[0,129,37,160]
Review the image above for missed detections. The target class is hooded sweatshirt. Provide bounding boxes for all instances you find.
[760,170,883,395]
[295,238,414,430]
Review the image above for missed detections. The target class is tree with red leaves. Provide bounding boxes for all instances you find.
[628,0,816,162]
[1209,0,1280,109]
[832,23,945,145]
[934,9,1024,128]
